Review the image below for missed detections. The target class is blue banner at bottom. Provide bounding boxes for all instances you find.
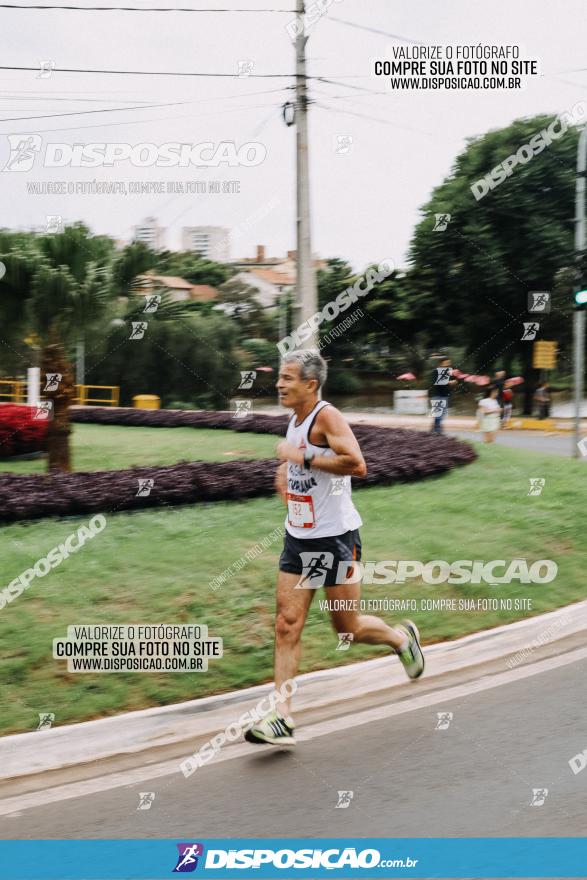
[1,838,587,879]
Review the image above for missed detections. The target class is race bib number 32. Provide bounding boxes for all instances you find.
[287,493,315,529]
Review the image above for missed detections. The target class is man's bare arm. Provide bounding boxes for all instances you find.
[312,407,367,477]
[275,461,288,504]
[275,408,367,477]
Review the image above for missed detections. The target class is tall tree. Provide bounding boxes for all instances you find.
[407,114,579,411]
[28,262,111,470]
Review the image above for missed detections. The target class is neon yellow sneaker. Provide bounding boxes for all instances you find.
[244,710,296,746]
[396,620,425,679]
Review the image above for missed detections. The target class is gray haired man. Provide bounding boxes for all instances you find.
[245,350,425,746]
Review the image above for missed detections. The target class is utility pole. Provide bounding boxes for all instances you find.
[573,126,587,458]
[76,338,85,388]
[293,0,318,348]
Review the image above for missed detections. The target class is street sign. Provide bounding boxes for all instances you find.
[532,340,557,370]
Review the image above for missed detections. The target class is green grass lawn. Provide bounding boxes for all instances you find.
[0,423,279,473]
[0,433,585,735]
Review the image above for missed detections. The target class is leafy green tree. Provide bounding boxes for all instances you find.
[407,114,579,411]
[37,223,114,284]
[111,241,156,296]
[0,248,46,370]
[0,227,114,469]
[216,277,274,340]
[87,312,236,409]
[155,251,233,287]
[27,260,112,470]
[315,260,422,383]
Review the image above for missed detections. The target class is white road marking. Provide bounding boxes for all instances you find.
[1,645,586,818]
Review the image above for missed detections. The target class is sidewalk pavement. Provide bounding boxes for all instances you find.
[1,600,584,783]
[257,406,587,434]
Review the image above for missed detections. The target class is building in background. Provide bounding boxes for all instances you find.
[232,244,326,276]
[181,226,230,262]
[232,267,295,309]
[133,273,219,303]
[230,245,325,308]
[132,217,165,250]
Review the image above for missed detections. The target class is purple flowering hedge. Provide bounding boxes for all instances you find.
[0,408,476,523]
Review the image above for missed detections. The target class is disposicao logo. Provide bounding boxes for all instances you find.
[173,843,204,872]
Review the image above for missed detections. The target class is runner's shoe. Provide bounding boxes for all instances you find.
[244,710,296,746]
[396,619,425,679]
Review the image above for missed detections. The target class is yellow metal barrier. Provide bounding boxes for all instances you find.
[0,379,25,403]
[0,381,120,406]
[73,385,120,407]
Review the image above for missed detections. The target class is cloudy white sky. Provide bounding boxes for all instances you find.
[0,0,585,270]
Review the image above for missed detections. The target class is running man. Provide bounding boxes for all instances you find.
[245,350,424,746]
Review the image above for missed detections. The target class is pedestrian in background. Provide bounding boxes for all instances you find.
[429,356,457,434]
[492,369,507,409]
[534,383,551,420]
[477,385,501,443]
[501,385,514,429]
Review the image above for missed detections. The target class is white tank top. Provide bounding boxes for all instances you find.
[284,400,362,539]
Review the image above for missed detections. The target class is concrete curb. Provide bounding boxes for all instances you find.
[1,599,585,782]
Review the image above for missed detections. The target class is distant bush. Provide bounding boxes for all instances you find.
[326,370,362,394]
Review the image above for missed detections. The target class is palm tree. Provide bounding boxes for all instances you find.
[28,260,112,471]
[0,226,113,472]
[0,248,45,372]
[37,224,114,386]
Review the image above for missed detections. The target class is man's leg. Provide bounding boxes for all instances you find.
[274,570,315,716]
[325,576,405,650]
[326,575,424,679]
[438,404,447,433]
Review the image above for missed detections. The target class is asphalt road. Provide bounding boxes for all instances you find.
[2,648,585,840]
[449,429,585,457]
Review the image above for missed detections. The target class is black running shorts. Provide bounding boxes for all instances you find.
[279,529,362,588]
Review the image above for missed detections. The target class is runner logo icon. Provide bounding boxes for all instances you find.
[528,291,551,313]
[173,843,204,872]
[530,788,548,807]
[2,134,42,171]
[296,552,334,588]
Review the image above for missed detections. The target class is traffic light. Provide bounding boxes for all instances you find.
[575,289,587,309]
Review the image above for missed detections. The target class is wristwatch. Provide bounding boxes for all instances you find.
[303,451,315,470]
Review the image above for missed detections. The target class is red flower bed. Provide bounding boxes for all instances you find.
[0,409,477,522]
[0,404,48,459]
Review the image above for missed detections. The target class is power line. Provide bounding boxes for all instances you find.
[0,3,294,10]
[315,101,433,136]
[326,15,424,45]
[0,93,155,103]
[4,97,284,133]
[0,85,291,122]
[315,76,389,96]
[0,64,388,82]
[0,98,194,122]
[0,64,294,77]
[551,67,587,75]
